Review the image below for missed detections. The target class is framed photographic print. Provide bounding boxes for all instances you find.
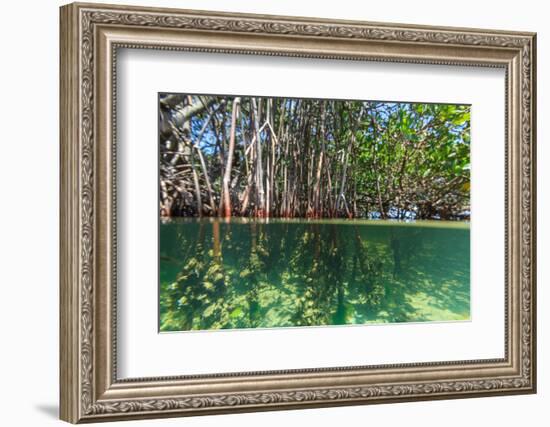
[60,2,537,423]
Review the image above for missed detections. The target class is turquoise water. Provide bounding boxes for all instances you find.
[159,219,470,332]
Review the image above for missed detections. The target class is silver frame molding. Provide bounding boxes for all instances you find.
[60,2,537,423]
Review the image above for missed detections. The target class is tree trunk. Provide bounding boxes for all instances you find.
[251,98,265,217]
[221,97,240,218]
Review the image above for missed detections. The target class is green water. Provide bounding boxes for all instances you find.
[159,219,470,332]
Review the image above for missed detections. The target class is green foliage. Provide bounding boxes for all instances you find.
[354,102,470,219]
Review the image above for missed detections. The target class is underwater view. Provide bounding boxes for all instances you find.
[159,219,470,332]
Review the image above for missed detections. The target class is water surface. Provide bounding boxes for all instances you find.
[159,219,470,332]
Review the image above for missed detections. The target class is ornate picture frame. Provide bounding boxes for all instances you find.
[60,2,536,423]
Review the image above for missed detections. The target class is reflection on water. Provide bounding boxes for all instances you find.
[159,219,470,332]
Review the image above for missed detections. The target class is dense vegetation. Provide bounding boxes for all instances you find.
[159,94,470,220]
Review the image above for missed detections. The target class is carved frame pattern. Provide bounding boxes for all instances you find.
[60,2,536,423]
